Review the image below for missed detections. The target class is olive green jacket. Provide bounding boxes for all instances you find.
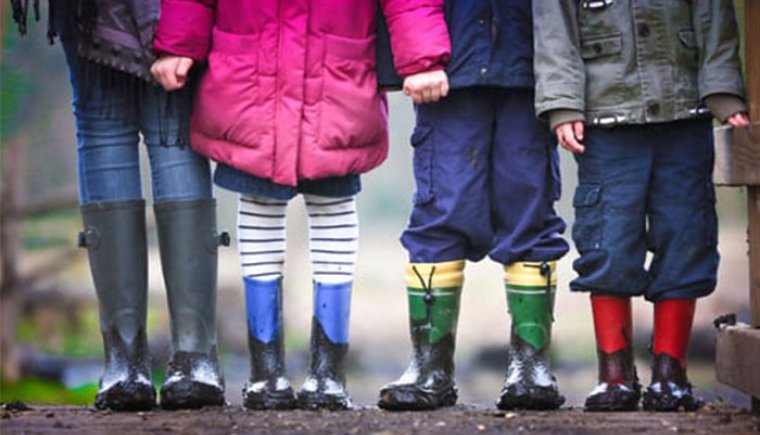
[533,0,747,129]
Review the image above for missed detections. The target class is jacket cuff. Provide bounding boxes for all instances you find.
[704,94,748,123]
[154,0,214,61]
[548,109,585,132]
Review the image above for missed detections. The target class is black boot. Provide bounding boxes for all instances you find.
[497,262,564,410]
[378,262,463,411]
[242,277,297,410]
[155,199,227,410]
[584,349,641,412]
[80,200,156,411]
[642,354,702,412]
[297,282,353,410]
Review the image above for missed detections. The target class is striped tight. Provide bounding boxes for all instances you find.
[237,194,358,284]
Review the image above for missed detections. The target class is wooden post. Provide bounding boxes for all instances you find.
[746,0,760,330]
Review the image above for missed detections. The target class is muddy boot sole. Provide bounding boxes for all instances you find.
[497,385,565,411]
[584,386,641,412]
[160,379,225,410]
[296,390,352,411]
[642,388,702,412]
[244,387,297,410]
[377,384,457,411]
[95,382,156,412]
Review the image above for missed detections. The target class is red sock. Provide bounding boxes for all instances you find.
[591,295,632,354]
[653,299,696,366]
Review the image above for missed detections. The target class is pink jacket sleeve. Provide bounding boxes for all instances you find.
[381,0,451,77]
[154,0,216,61]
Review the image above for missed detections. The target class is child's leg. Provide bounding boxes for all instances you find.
[381,88,495,410]
[237,194,296,410]
[297,193,357,410]
[490,88,569,410]
[571,125,655,411]
[642,118,715,412]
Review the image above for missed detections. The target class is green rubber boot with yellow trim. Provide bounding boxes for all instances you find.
[497,261,565,410]
[377,261,464,411]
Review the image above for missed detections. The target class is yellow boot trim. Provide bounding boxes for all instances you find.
[505,261,557,287]
[406,260,465,289]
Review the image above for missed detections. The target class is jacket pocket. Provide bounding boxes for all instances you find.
[411,124,435,205]
[572,184,603,251]
[580,33,624,108]
[194,28,263,148]
[318,33,386,150]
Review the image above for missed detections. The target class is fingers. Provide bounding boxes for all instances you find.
[402,71,449,104]
[175,57,194,84]
[727,112,750,127]
[150,57,192,91]
[573,121,585,141]
[555,123,585,154]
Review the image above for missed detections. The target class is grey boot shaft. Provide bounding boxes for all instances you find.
[80,200,150,366]
[154,198,224,355]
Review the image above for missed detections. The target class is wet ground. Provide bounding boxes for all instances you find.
[2,403,758,434]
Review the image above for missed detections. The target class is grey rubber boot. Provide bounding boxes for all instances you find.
[155,199,228,409]
[79,200,156,411]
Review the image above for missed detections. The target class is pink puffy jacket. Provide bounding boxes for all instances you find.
[154,0,450,186]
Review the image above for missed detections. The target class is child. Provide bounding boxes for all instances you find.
[533,0,749,412]
[152,0,451,410]
[11,1,225,411]
[376,0,570,411]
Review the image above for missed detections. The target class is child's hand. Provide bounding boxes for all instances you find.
[151,56,194,91]
[403,70,449,104]
[726,112,750,127]
[555,121,585,154]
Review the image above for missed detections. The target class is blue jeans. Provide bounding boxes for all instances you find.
[62,39,212,205]
[401,87,568,265]
[571,118,718,301]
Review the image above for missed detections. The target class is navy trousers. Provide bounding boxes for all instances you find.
[571,118,718,301]
[401,87,568,265]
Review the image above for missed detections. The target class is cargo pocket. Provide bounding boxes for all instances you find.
[319,33,385,150]
[411,124,435,205]
[195,28,262,147]
[572,184,603,250]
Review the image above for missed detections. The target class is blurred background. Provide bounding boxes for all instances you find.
[0,3,755,409]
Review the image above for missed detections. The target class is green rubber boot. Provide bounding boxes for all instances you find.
[378,261,464,411]
[497,261,564,410]
[79,200,156,411]
[155,199,228,410]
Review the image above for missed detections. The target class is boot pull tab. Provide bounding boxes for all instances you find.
[78,227,99,249]
[218,231,231,247]
[539,261,552,295]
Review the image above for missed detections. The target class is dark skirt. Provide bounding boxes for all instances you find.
[214,164,361,200]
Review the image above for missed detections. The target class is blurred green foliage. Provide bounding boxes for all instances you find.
[0,378,98,406]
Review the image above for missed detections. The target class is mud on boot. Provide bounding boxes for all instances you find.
[378,334,458,411]
[94,329,155,412]
[584,349,641,412]
[642,354,702,412]
[498,262,563,410]
[297,320,352,410]
[378,261,463,411]
[160,351,225,410]
[242,277,297,410]
[497,337,564,410]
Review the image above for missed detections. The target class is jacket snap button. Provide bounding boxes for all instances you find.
[638,23,651,38]
[480,67,488,76]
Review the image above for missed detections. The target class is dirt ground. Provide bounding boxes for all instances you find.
[1,404,758,435]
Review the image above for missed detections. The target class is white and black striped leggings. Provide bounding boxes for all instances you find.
[237,193,358,284]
